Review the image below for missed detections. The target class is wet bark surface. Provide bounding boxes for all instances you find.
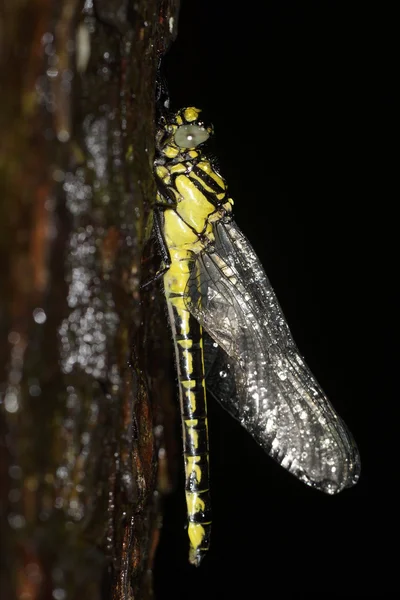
[0,1,179,598]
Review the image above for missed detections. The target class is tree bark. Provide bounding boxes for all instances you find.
[0,1,179,598]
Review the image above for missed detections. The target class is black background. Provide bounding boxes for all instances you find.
[154,2,396,598]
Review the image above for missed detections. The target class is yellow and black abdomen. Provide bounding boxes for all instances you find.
[163,251,211,566]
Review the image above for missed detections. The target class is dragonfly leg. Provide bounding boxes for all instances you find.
[140,208,171,289]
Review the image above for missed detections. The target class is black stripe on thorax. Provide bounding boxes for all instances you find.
[168,171,226,208]
[191,164,226,194]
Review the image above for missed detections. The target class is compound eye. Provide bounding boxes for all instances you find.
[174,124,209,148]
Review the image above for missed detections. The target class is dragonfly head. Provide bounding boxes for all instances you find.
[156,107,214,162]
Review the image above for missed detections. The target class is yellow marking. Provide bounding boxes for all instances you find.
[187,425,199,449]
[197,160,226,191]
[165,145,179,158]
[186,455,202,482]
[185,350,193,375]
[166,294,186,311]
[176,115,183,125]
[163,209,199,247]
[170,163,187,174]
[181,380,196,389]
[155,165,169,180]
[180,381,198,413]
[178,339,193,349]
[185,419,198,427]
[166,247,193,266]
[184,107,201,122]
[175,175,215,233]
[197,333,207,391]
[188,150,198,159]
[186,491,205,514]
[163,255,191,295]
[168,294,188,312]
[188,522,205,552]
[189,170,220,194]
[167,297,190,331]
[187,390,196,414]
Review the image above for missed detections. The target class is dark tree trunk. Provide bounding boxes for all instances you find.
[0,1,179,598]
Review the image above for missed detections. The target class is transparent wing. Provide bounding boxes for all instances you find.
[203,330,238,417]
[188,218,361,494]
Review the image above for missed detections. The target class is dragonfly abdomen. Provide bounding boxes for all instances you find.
[164,283,211,566]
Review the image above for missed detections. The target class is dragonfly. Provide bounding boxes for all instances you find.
[149,106,361,566]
